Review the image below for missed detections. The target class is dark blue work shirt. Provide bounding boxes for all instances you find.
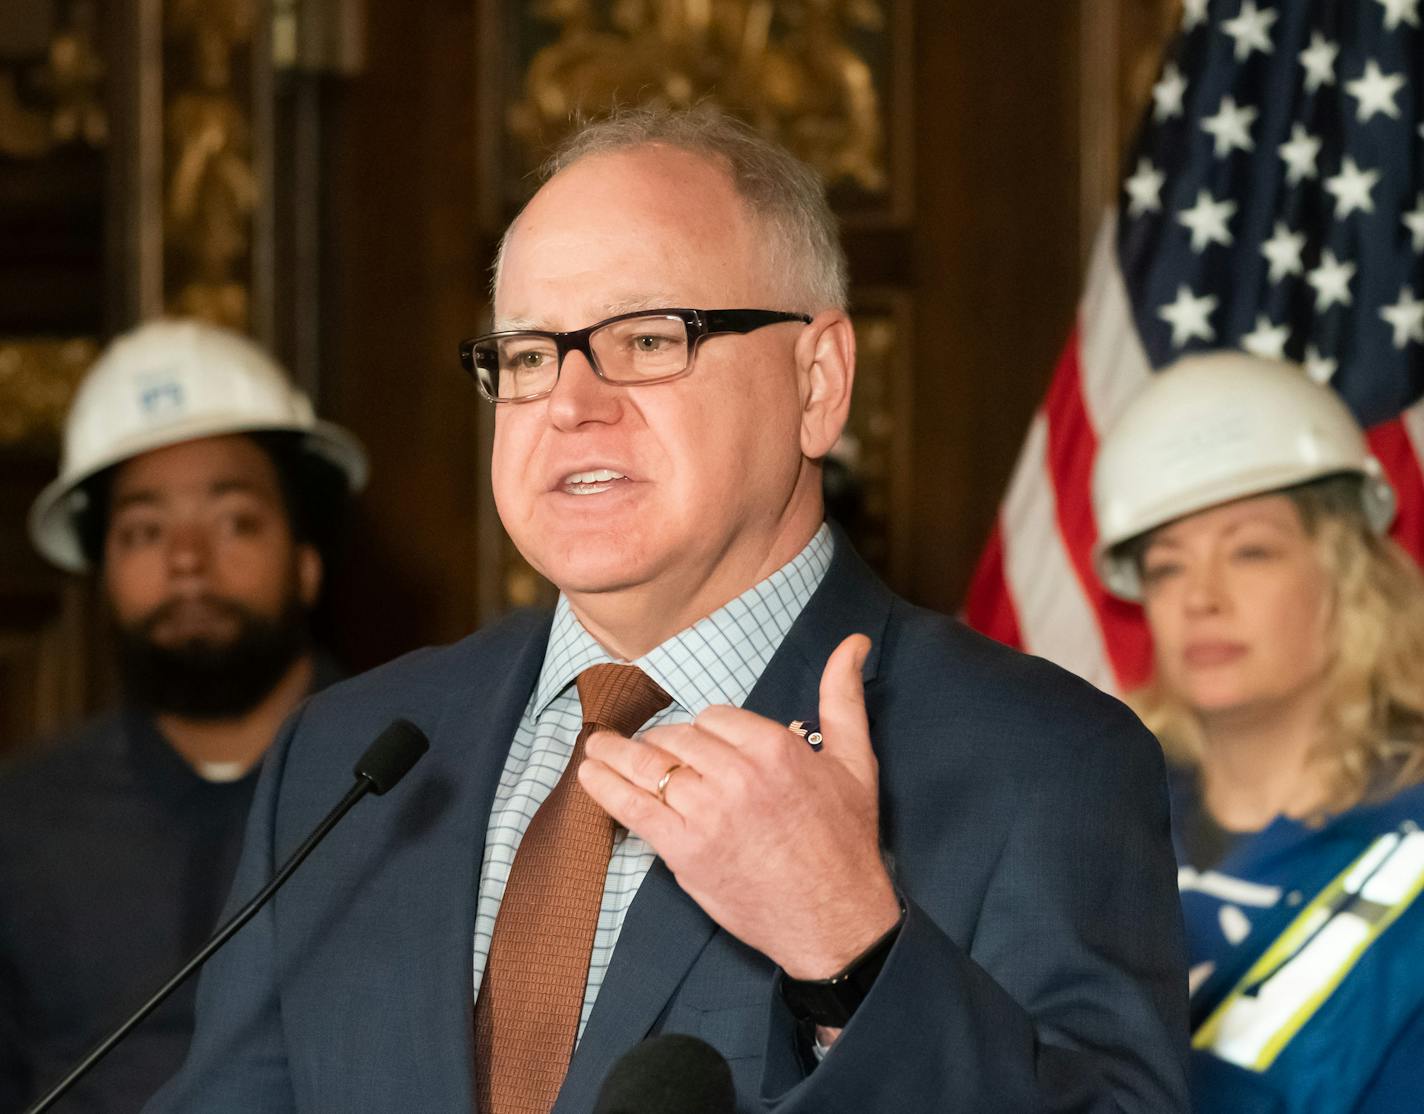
[0,694,305,1113]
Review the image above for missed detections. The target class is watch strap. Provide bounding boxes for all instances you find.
[776,908,905,1029]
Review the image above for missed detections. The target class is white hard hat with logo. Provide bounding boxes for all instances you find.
[30,318,368,571]
[1091,351,1395,601]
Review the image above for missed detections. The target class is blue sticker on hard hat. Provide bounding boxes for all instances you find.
[137,375,185,417]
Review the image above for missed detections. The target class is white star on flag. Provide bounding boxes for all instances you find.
[1278,124,1322,185]
[1376,0,1421,31]
[1159,286,1220,346]
[1346,60,1406,123]
[1125,159,1167,217]
[1298,32,1339,93]
[1153,63,1188,122]
[1307,250,1357,311]
[1325,157,1381,219]
[1242,314,1292,359]
[1404,194,1424,251]
[1223,1,1277,61]
[1203,96,1258,156]
[1178,189,1238,251]
[1304,345,1338,384]
[1183,0,1209,31]
[1382,288,1424,348]
[1261,222,1307,282]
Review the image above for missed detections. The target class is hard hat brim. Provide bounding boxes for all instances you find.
[29,417,368,572]
[1093,463,1396,602]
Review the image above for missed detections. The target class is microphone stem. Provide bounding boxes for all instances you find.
[24,776,376,1114]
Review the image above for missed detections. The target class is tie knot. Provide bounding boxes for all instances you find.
[575,663,672,737]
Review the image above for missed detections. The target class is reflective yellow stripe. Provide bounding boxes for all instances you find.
[1193,829,1424,1072]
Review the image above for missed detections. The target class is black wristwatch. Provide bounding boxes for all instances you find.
[776,909,905,1029]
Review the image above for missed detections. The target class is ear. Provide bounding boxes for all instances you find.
[794,310,856,460]
[296,543,323,608]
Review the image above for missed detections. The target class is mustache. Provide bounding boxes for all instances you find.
[132,595,257,637]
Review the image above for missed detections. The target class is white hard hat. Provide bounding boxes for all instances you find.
[1091,351,1395,601]
[30,318,368,571]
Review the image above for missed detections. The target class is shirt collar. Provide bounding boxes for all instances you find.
[531,523,835,720]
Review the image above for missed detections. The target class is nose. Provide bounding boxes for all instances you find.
[1182,558,1226,616]
[164,521,212,581]
[545,348,625,430]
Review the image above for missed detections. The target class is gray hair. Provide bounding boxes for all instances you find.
[492,104,848,313]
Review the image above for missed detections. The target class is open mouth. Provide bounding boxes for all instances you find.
[561,468,628,495]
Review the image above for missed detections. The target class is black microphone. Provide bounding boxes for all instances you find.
[23,718,430,1114]
[593,1034,736,1114]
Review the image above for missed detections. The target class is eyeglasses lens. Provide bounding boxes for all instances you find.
[474,314,693,400]
[475,336,557,400]
[590,315,690,383]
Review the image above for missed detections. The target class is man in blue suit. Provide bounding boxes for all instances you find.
[149,106,1189,1112]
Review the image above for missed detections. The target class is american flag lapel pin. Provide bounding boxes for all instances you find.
[787,719,824,751]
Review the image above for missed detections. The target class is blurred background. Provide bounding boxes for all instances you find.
[0,0,1178,758]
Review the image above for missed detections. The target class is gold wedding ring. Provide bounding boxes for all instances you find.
[655,763,684,805]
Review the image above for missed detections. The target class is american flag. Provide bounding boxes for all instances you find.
[963,0,1424,695]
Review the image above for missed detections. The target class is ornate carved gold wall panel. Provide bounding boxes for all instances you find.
[0,1,107,447]
[483,0,908,227]
[162,0,261,330]
[1,0,272,445]
[0,0,106,159]
[0,339,97,447]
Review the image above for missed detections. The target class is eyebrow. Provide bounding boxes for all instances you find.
[1147,515,1294,548]
[495,295,684,332]
[110,478,272,512]
[1223,517,1294,537]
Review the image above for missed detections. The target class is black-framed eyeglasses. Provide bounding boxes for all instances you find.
[458,308,812,403]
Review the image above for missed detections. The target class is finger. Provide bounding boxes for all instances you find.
[817,634,875,779]
[693,704,808,752]
[649,760,701,814]
[584,730,714,818]
[578,758,683,846]
[584,729,690,795]
[639,722,743,773]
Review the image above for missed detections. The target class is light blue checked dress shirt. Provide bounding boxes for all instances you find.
[471,523,834,1040]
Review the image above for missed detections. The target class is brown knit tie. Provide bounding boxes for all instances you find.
[473,663,672,1114]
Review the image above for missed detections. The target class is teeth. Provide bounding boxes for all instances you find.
[564,469,625,484]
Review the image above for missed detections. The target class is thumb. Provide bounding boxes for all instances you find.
[817,633,874,777]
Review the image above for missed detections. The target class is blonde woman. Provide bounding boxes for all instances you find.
[1092,353,1424,1113]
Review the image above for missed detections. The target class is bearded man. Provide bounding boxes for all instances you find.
[0,320,367,1113]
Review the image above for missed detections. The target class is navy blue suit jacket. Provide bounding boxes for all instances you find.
[148,540,1189,1112]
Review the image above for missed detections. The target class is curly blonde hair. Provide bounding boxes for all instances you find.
[1130,475,1424,815]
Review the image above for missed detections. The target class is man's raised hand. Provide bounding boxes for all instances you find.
[578,634,900,979]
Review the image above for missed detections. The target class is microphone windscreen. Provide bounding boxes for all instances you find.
[353,719,429,794]
[593,1034,735,1114]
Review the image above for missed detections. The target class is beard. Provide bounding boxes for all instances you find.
[115,592,312,720]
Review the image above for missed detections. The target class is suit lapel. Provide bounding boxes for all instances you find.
[554,530,895,1108]
[389,614,552,1111]
[555,861,718,1111]
[742,530,891,730]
